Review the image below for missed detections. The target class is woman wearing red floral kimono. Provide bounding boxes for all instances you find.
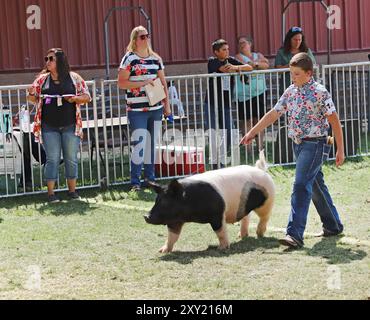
[118,26,171,191]
[27,48,91,203]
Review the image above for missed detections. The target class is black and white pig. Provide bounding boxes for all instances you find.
[144,151,275,253]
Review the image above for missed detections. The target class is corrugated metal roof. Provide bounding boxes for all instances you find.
[0,0,369,72]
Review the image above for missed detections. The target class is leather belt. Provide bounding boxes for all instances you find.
[302,136,327,142]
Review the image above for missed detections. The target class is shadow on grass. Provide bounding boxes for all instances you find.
[37,200,95,216]
[304,236,367,265]
[159,236,280,265]
[0,190,98,215]
[127,189,157,202]
[0,183,158,209]
[99,184,157,203]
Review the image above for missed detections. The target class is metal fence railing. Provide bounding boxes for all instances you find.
[1,62,369,198]
[322,62,370,158]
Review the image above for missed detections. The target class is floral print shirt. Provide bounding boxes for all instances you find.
[31,72,91,143]
[274,78,336,144]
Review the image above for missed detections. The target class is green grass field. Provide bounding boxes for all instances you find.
[0,157,369,300]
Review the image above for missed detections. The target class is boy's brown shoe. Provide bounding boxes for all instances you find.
[278,235,303,249]
[315,229,343,238]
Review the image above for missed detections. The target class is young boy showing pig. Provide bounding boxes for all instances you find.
[241,52,345,248]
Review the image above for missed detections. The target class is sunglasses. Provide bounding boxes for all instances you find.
[291,26,302,32]
[44,56,55,62]
[138,34,150,40]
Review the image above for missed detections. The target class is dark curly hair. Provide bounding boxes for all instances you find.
[40,48,71,81]
[283,27,308,54]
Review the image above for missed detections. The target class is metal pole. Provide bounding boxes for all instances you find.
[104,20,110,80]
[328,24,331,65]
[281,2,291,43]
[319,1,331,65]
[282,14,286,43]
[140,7,152,36]
[281,0,331,63]
[104,6,151,80]
[104,7,115,80]
[368,64,370,133]
[92,80,101,187]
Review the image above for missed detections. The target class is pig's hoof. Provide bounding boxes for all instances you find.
[238,231,249,239]
[218,243,230,250]
[159,246,172,253]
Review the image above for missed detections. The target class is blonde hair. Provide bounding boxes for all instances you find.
[126,26,161,60]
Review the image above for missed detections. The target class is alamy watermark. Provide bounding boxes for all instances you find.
[24,265,41,291]
[26,5,41,30]
[130,127,241,166]
[26,4,341,31]
[25,3,341,31]
[327,265,341,290]
[327,5,341,30]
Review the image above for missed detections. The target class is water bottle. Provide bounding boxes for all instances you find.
[165,114,174,124]
[20,106,30,132]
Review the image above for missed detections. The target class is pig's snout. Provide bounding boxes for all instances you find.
[144,212,164,225]
[144,214,151,224]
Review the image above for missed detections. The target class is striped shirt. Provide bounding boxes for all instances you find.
[120,52,164,110]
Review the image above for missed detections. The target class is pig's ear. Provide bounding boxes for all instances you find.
[148,182,164,194]
[168,180,183,198]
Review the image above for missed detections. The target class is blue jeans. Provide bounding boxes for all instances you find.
[287,140,344,244]
[128,109,163,186]
[42,124,80,182]
[205,104,234,166]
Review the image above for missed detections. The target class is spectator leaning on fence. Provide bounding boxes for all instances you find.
[235,35,269,151]
[206,39,253,169]
[275,27,316,92]
[118,26,171,192]
[275,27,316,68]
[241,52,345,249]
[27,48,91,203]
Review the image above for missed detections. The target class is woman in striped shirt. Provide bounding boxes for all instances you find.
[118,26,171,191]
